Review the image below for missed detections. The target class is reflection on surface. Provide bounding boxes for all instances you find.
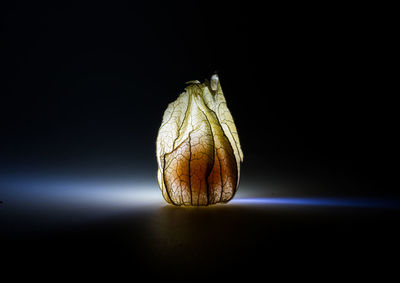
[1,174,400,278]
[231,197,400,208]
[1,173,399,239]
[145,205,257,271]
[142,201,389,275]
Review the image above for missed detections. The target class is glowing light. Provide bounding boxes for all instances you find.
[1,175,398,212]
[156,74,243,206]
[0,176,163,212]
[231,197,400,209]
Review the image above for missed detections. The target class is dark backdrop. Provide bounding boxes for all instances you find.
[1,1,398,280]
[1,1,395,196]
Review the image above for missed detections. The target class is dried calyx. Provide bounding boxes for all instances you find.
[156,74,243,206]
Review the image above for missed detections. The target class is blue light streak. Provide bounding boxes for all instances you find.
[231,197,400,209]
[1,175,399,210]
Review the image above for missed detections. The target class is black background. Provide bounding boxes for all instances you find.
[1,1,398,279]
[1,1,396,195]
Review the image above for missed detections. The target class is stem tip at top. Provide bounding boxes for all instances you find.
[211,74,219,91]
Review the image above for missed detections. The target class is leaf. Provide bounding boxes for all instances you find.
[156,74,243,206]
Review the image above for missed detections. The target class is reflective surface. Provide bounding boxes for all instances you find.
[1,174,399,279]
